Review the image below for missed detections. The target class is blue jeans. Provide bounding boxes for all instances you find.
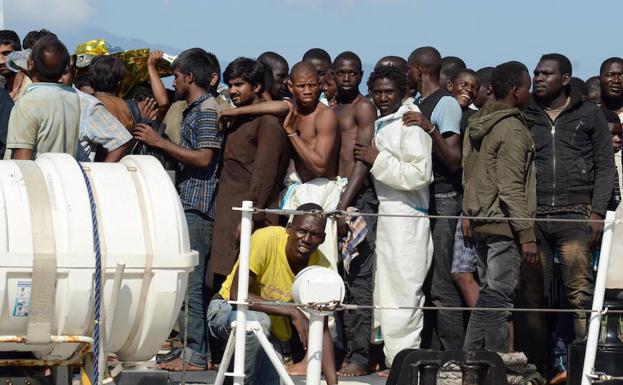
[207,298,279,385]
[179,211,214,367]
[464,234,521,352]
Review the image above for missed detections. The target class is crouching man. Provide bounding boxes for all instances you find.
[207,203,338,385]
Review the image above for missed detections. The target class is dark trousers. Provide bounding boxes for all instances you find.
[514,213,594,371]
[338,180,377,368]
[423,194,465,350]
[464,235,521,352]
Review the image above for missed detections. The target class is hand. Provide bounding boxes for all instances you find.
[290,308,310,349]
[402,111,434,133]
[283,102,298,135]
[521,241,539,265]
[589,212,604,250]
[461,218,473,247]
[147,50,163,69]
[353,141,379,167]
[337,216,349,238]
[138,97,159,120]
[133,123,163,147]
[612,134,622,153]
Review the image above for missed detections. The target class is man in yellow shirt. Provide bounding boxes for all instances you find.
[207,203,338,385]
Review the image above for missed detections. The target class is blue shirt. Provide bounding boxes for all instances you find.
[176,93,223,218]
[414,94,462,135]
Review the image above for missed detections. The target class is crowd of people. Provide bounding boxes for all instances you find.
[1,27,622,385]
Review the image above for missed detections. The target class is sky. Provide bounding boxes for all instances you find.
[6,0,622,82]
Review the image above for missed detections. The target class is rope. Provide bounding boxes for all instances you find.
[78,162,103,385]
[233,207,622,224]
[245,300,623,315]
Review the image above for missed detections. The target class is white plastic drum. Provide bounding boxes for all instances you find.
[0,154,197,361]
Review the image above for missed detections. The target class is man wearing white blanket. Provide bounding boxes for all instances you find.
[355,64,434,370]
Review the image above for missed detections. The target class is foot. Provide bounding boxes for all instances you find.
[340,360,350,369]
[337,362,367,377]
[157,357,207,371]
[377,368,390,377]
[549,370,567,384]
[286,360,307,376]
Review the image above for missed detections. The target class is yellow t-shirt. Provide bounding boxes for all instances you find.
[219,226,330,341]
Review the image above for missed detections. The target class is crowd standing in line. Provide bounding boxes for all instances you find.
[0,28,621,385]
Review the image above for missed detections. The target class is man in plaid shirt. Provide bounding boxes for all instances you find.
[134,48,223,371]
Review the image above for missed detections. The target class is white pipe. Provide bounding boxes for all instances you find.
[214,325,236,385]
[252,322,296,385]
[581,210,616,385]
[233,200,254,385]
[306,312,325,385]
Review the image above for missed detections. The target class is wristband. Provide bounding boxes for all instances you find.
[287,130,299,137]
[427,124,437,134]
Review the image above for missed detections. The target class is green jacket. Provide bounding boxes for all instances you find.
[462,102,537,243]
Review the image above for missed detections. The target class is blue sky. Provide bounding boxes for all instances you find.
[7,0,621,82]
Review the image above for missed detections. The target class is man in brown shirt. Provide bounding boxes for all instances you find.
[209,58,290,278]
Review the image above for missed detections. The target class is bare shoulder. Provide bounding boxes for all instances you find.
[354,96,377,119]
[314,103,338,132]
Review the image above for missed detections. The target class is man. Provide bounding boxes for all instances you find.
[374,56,411,99]
[0,87,12,158]
[448,68,480,133]
[0,30,31,101]
[354,64,433,373]
[5,36,80,160]
[405,46,464,350]
[462,60,537,353]
[330,51,377,377]
[257,51,289,100]
[303,48,333,106]
[207,203,338,385]
[519,53,615,372]
[600,58,623,199]
[586,76,603,106]
[473,67,495,109]
[440,56,466,91]
[134,48,223,371]
[210,58,290,279]
[22,29,56,49]
[89,55,134,131]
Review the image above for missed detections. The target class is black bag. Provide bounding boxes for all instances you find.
[126,99,178,170]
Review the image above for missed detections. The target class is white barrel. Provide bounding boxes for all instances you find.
[0,154,197,361]
[292,266,345,315]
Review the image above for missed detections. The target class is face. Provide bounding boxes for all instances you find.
[600,62,623,100]
[407,60,421,91]
[533,60,568,100]
[474,82,492,109]
[608,122,622,152]
[172,69,190,99]
[288,71,320,108]
[450,73,480,109]
[515,71,532,110]
[587,87,603,106]
[286,215,326,262]
[333,59,362,96]
[228,77,259,107]
[324,71,337,99]
[0,43,15,76]
[271,62,289,99]
[372,78,404,117]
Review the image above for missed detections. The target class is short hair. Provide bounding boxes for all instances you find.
[586,75,600,87]
[74,75,91,90]
[375,56,408,74]
[491,61,529,100]
[302,48,331,65]
[88,55,127,93]
[125,82,154,101]
[476,67,495,86]
[30,36,70,83]
[601,107,621,124]
[333,51,362,71]
[22,29,57,50]
[441,56,466,77]
[408,46,442,74]
[600,57,623,75]
[0,30,21,50]
[223,57,266,93]
[290,61,318,79]
[570,77,588,97]
[540,53,572,76]
[257,51,288,69]
[367,64,408,97]
[171,48,221,93]
[292,203,326,227]
[450,68,479,84]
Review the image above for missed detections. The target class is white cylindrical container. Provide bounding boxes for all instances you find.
[0,154,197,362]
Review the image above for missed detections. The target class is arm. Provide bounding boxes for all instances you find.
[337,101,376,210]
[369,125,433,191]
[147,50,170,109]
[496,126,535,244]
[589,110,616,217]
[285,106,338,177]
[223,100,290,119]
[6,100,37,160]
[86,104,133,162]
[11,148,33,160]
[103,141,131,162]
